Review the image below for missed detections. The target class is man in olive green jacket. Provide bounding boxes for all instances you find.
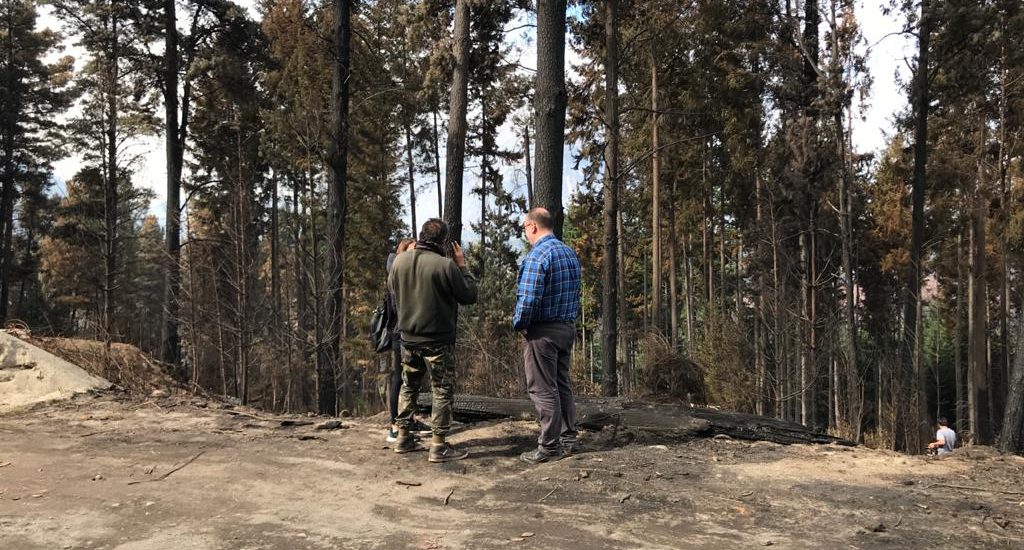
[388,218,477,462]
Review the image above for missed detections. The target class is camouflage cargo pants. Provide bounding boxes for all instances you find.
[395,343,457,438]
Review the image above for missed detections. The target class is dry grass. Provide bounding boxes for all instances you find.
[633,332,708,404]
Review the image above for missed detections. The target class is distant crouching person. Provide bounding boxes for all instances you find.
[514,207,582,464]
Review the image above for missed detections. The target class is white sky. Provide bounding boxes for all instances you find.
[40,0,914,237]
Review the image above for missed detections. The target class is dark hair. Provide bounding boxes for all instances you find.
[419,218,448,244]
[527,207,554,231]
[396,238,415,254]
[937,417,949,427]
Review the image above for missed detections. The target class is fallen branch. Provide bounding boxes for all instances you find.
[281,419,316,427]
[396,480,422,487]
[220,409,316,428]
[79,430,110,438]
[429,394,854,446]
[926,483,1024,495]
[538,485,560,502]
[221,410,280,423]
[126,451,205,485]
[443,488,455,505]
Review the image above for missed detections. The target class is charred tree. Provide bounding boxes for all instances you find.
[323,0,352,415]
[160,0,182,365]
[442,0,470,243]
[405,123,417,235]
[999,324,1024,454]
[102,7,121,356]
[649,45,662,333]
[534,0,567,238]
[601,0,619,397]
[967,130,988,444]
[523,124,533,208]
[901,0,931,450]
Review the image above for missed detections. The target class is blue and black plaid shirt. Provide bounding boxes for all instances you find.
[513,234,582,331]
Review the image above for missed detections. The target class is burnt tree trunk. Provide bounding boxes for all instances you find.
[442,0,470,243]
[405,123,417,235]
[650,46,662,333]
[955,230,965,429]
[999,324,1024,454]
[601,0,619,397]
[323,0,352,415]
[755,173,766,416]
[837,110,860,440]
[902,0,931,451]
[534,0,567,238]
[234,126,251,405]
[271,173,280,315]
[997,41,1011,409]
[102,9,120,358]
[161,0,183,365]
[432,109,442,216]
[523,125,533,208]
[0,4,15,321]
[668,176,678,349]
[0,116,13,322]
[425,394,855,447]
[968,128,989,444]
[799,230,811,426]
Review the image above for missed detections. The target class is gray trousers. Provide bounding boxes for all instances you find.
[523,322,578,452]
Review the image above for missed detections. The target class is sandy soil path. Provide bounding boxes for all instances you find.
[2,394,1022,549]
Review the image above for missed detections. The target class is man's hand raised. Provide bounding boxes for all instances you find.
[452,242,467,268]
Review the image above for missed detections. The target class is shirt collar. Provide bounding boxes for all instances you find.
[533,234,556,247]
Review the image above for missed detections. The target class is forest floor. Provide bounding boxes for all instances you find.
[2,393,1023,550]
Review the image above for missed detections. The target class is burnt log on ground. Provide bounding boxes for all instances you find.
[418,394,854,446]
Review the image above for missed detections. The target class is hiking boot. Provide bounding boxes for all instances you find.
[394,433,424,454]
[409,419,433,435]
[520,447,559,465]
[389,427,423,443]
[428,442,468,463]
[561,439,580,457]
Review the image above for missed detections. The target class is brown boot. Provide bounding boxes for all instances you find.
[394,430,424,454]
[428,442,468,463]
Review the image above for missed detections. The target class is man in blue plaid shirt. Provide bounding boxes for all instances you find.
[514,207,581,464]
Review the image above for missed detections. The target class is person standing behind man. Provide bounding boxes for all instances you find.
[514,207,582,464]
[388,219,477,462]
[384,238,431,442]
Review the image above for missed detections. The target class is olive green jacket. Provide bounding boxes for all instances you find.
[387,247,477,347]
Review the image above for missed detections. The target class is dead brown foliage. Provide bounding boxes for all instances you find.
[15,332,182,396]
[634,332,708,405]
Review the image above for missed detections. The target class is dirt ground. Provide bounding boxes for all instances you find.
[2,393,1023,550]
